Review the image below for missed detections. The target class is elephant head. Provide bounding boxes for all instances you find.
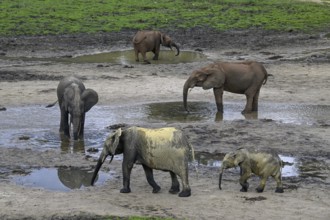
[91,128,122,185]
[63,86,98,140]
[183,68,221,112]
[219,150,246,190]
[161,33,180,56]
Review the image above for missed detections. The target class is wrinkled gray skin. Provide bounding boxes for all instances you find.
[219,148,284,193]
[133,30,180,64]
[183,61,268,114]
[91,126,194,197]
[48,76,98,140]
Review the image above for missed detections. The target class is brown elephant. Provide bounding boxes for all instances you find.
[133,30,180,64]
[183,61,268,114]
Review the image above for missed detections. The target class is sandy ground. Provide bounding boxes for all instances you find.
[0,29,330,219]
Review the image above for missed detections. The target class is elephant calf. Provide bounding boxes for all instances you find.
[219,148,284,193]
[47,76,98,140]
[91,126,194,197]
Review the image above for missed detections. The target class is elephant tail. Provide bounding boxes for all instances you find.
[189,144,199,179]
[46,100,58,108]
[261,65,268,85]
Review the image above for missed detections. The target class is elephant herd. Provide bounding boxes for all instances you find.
[49,30,282,197]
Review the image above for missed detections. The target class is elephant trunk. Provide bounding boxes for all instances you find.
[72,116,82,140]
[91,151,113,186]
[183,78,194,112]
[172,43,180,56]
[219,166,225,190]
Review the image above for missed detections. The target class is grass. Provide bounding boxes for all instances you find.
[0,0,330,36]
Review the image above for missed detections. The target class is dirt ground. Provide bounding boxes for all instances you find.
[0,29,330,220]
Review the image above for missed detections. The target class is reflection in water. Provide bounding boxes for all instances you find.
[60,139,85,154]
[12,166,112,191]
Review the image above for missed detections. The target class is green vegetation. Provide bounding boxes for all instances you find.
[0,0,330,36]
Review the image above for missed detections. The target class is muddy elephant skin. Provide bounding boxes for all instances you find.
[219,148,284,193]
[91,126,194,197]
[133,30,180,64]
[183,61,268,114]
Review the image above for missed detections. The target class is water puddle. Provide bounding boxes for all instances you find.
[195,151,330,180]
[0,102,329,152]
[11,166,113,192]
[0,50,207,65]
[145,101,330,124]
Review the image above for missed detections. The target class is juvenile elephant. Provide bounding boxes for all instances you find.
[47,76,98,140]
[219,148,284,193]
[91,126,194,197]
[133,30,180,64]
[183,61,268,114]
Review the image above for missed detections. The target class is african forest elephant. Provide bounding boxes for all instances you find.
[183,61,268,114]
[133,30,180,64]
[91,126,194,197]
[219,148,284,193]
[47,76,98,140]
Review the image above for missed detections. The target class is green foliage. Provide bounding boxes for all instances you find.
[0,0,330,36]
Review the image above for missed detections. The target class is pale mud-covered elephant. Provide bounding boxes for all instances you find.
[183,61,268,114]
[47,76,98,140]
[133,30,180,64]
[219,148,284,193]
[91,126,194,197]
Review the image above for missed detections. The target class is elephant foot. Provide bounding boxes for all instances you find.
[120,187,131,193]
[143,60,151,64]
[241,109,253,114]
[178,189,191,197]
[275,187,284,193]
[256,187,264,193]
[152,185,161,193]
[240,182,249,192]
[169,185,180,194]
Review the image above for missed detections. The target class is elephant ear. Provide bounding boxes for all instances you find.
[202,69,223,90]
[81,89,98,112]
[108,128,122,155]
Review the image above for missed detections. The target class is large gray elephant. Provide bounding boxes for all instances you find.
[91,126,194,197]
[133,30,180,64]
[47,76,98,140]
[219,148,284,193]
[183,61,268,114]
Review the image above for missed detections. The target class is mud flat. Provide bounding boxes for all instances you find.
[0,29,330,219]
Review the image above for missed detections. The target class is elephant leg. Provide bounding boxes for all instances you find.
[142,164,161,193]
[153,46,160,60]
[252,89,260,112]
[213,88,224,113]
[78,114,85,140]
[239,168,251,192]
[242,92,254,114]
[121,160,134,193]
[256,176,268,193]
[169,171,180,194]
[274,172,284,193]
[142,52,150,64]
[134,49,139,62]
[178,167,191,197]
[60,110,70,138]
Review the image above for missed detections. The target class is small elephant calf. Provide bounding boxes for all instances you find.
[219,148,284,193]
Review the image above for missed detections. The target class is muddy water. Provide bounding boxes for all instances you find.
[2,102,329,190]
[1,102,329,152]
